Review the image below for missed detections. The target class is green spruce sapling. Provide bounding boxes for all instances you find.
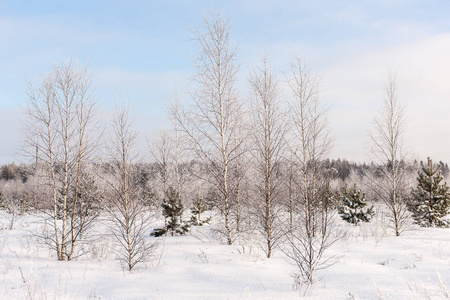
[338,184,374,225]
[410,157,450,227]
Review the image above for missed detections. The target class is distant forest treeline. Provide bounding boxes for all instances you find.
[1,158,449,184]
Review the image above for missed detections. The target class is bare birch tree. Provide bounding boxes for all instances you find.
[231,124,246,233]
[107,100,156,270]
[169,97,189,221]
[150,129,172,236]
[282,57,338,285]
[23,60,98,261]
[173,11,242,245]
[285,151,299,231]
[369,70,410,236]
[249,55,287,258]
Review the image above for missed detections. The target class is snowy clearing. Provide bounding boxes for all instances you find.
[0,210,449,300]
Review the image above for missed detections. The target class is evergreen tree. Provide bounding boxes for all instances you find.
[410,157,450,227]
[75,173,103,217]
[338,184,374,225]
[163,187,183,235]
[141,185,157,208]
[189,195,211,226]
[152,186,190,236]
[0,190,6,210]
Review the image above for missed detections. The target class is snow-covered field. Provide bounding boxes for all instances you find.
[0,210,449,300]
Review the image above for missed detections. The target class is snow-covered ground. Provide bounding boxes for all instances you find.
[0,210,449,300]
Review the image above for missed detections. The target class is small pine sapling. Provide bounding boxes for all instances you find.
[152,186,190,236]
[410,157,450,227]
[141,185,157,208]
[0,190,7,211]
[338,184,374,225]
[189,195,211,226]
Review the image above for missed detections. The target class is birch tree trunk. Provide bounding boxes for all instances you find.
[249,54,286,258]
[369,70,410,236]
[150,129,172,236]
[24,60,97,261]
[172,11,242,245]
[282,57,337,284]
[108,100,156,271]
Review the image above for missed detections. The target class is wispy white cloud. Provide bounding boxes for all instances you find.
[0,17,131,53]
[93,68,192,134]
[94,69,191,105]
[321,33,450,162]
[2,1,450,164]
[0,108,21,164]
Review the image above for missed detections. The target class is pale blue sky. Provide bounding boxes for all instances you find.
[1,1,450,163]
